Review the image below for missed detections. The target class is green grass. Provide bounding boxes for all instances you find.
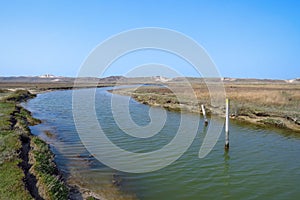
[0,94,32,199]
[0,160,32,200]
[0,90,68,199]
[31,137,57,175]
[14,107,41,133]
[2,90,36,103]
[30,137,69,200]
[0,101,21,164]
[0,102,15,131]
[0,131,21,164]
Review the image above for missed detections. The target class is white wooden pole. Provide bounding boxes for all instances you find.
[225,98,230,149]
[201,104,208,126]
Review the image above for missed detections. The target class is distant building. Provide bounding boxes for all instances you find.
[39,74,56,78]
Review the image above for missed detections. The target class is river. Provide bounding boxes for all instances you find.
[23,87,300,200]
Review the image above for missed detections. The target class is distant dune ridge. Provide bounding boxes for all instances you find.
[1,75,299,84]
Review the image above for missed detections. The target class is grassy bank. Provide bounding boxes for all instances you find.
[111,81,300,132]
[0,90,68,199]
[0,99,32,199]
[1,89,133,200]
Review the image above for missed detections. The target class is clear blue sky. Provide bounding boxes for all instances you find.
[1,0,300,79]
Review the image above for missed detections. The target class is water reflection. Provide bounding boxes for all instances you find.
[24,88,300,200]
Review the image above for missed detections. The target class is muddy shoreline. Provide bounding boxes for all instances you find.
[0,90,102,200]
[110,85,300,133]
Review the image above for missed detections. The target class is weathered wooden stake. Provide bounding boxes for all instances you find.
[201,104,208,126]
[225,98,230,150]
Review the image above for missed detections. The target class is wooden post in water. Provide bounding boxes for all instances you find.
[225,98,230,150]
[201,104,208,126]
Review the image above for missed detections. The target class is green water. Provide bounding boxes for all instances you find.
[24,88,300,200]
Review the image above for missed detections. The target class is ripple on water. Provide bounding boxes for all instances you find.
[23,88,300,200]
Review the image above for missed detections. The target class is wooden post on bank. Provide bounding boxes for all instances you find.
[225,98,230,150]
[201,104,208,126]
